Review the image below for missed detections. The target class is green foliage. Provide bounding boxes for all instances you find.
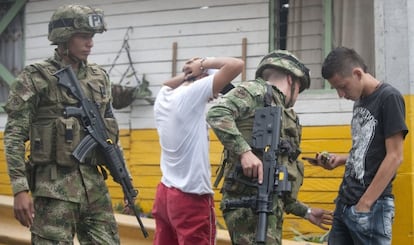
[290,227,329,244]
[216,221,226,230]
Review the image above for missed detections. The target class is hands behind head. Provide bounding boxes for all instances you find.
[182,57,207,81]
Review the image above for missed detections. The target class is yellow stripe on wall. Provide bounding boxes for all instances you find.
[394,95,414,245]
[0,94,413,242]
[113,126,352,239]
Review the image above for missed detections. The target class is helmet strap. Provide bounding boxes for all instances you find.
[67,52,82,64]
[59,42,82,65]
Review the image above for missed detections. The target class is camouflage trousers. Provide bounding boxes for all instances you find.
[221,191,284,245]
[31,193,119,245]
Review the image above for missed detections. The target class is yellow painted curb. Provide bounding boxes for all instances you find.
[0,195,323,245]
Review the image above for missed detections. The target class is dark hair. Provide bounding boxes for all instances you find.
[321,47,367,80]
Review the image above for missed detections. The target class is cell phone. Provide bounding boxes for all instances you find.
[301,157,318,165]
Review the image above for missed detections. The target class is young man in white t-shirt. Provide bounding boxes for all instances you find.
[153,56,244,245]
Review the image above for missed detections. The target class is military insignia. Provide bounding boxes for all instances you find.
[234,87,247,98]
[7,96,23,110]
[11,97,20,105]
[89,14,104,28]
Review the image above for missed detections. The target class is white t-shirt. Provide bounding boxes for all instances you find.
[154,74,215,195]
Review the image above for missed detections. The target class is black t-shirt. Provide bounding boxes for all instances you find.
[338,83,409,205]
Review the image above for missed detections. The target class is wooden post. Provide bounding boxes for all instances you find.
[241,38,247,80]
[172,42,177,77]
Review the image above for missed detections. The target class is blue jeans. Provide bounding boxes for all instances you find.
[328,197,394,245]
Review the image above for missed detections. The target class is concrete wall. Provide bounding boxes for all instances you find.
[374,0,414,244]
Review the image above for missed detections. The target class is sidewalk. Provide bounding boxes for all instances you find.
[0,195,323,245]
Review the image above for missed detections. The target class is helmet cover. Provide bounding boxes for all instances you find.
[48,4,106,44]
[255,50,311,93]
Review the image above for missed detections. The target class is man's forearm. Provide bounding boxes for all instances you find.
[284,200,308,218]
[163,73,186,89]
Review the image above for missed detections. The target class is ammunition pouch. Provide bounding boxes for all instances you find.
[56,116,83,167]
[30,119,55,165]
[30,116,83,168]
[29,114,119,168]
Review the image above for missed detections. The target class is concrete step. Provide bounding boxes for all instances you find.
[0,195,323,245]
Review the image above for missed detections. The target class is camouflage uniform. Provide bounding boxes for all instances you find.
[207,50,311,245]
[4,5,120,244]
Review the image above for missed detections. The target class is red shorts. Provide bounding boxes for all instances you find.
[152,183,216,245]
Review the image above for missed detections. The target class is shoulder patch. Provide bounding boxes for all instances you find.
[30,62,58,76]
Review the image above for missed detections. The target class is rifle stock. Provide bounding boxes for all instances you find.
[54,66,148,238]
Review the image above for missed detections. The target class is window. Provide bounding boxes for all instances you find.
[274,0,289,50]
[271,0,375,90]
[0,1,25,103]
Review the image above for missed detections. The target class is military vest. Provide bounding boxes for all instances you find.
[27,60,118,168]
[221,79,304,201]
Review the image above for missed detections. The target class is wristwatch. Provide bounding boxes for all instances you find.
[199,58,206,71]
[304,207,312,220]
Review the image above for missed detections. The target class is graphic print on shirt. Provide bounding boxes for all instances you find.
[345,107,377,186]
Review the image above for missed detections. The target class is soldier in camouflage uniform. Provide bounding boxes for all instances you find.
[4,5,123,244]
[207,50,333,244]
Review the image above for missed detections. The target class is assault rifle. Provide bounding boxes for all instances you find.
[54,66,148,238]
[223,105,291,244]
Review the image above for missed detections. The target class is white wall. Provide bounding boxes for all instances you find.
[25,0,269,83]
[374,0,414,95]
[22,0,353,130]
[24,0,276,129]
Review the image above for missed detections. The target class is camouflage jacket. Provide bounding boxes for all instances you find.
[207,78,308,217]
[4,50,116,203]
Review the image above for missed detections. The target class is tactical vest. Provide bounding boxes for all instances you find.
[27,60,118,168]
[220,79,304,201]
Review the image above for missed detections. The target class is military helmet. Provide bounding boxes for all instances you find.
[255,50,311,93]
[48,4,106,44]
